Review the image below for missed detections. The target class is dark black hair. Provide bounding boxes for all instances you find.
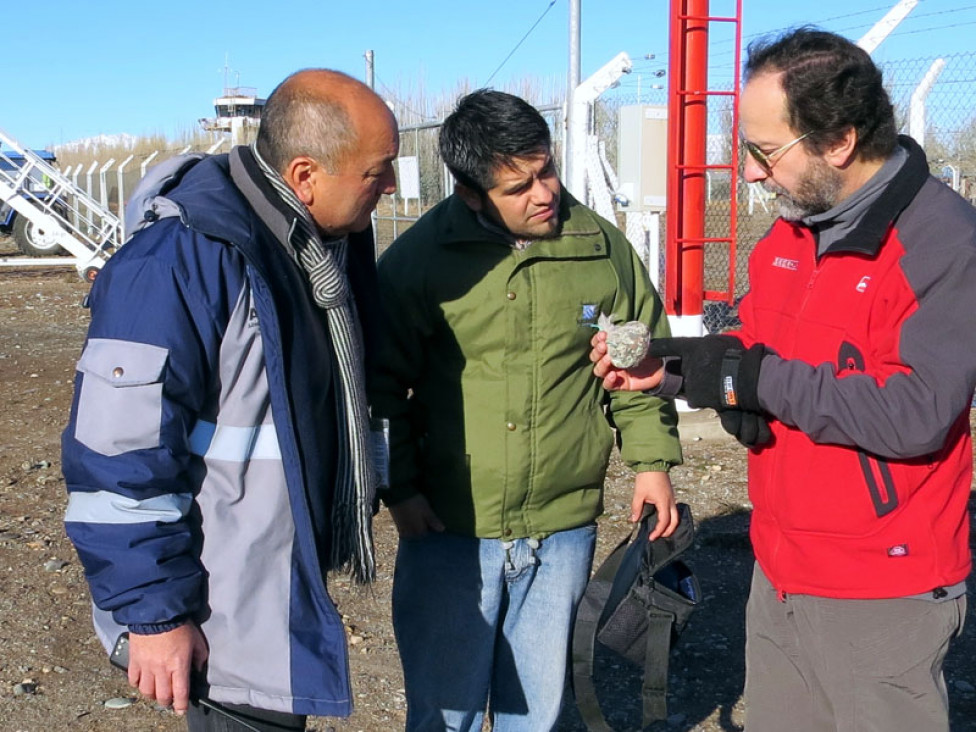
[745,27,897,161]
[438,89,552,193]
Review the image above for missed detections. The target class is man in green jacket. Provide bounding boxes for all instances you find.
[368,89,682,731]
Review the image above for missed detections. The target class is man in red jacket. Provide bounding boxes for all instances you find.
[592,28,975,732]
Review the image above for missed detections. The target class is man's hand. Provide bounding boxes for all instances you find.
[128,622,208,715]
[631,471,679,541]
[589,331,665,392]
[718,409,773,448]
[647,335,766,411]
[388,494,446,539]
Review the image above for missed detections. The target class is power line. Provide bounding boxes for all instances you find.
[886,17,976,37]
[373,74,438,122]
[710,2,976,57]
[484,0,560,86]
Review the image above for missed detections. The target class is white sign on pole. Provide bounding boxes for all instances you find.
[397,156,420,214]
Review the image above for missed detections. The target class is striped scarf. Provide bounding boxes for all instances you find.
[241,144,376,583]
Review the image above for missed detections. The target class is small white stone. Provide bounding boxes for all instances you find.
[104,697,135,709]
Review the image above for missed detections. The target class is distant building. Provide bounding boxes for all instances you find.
[199,86,265,145]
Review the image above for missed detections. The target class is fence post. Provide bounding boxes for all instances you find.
[909,59,945,148]
[98,159,116,212]
[141,150,160,179]
[117,155,134,241]
[569,53,633,202]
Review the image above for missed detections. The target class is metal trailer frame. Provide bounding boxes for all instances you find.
[0,127,122,280]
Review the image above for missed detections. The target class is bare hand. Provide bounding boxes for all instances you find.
[388,494,446,538]
[631,471,679,541]
[128,622,208,715]
[589,331,665,392]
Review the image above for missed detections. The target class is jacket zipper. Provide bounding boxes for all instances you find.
[857,451,899,517]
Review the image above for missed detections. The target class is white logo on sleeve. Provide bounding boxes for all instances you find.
[856,276,871,293]
[772,257,799,271]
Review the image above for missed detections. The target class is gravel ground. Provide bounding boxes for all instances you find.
[1,239,975,731]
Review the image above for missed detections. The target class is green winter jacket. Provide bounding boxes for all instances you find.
[369,191,681,539]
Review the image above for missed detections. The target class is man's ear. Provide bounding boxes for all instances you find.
[282,157,317,206]
[454,183,484,212]
[823,127,858,168]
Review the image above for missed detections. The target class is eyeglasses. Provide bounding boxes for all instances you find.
[741,131,813,175]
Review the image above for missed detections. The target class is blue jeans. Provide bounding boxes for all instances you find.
[392,525,597,732]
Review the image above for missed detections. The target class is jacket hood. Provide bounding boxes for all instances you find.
[165,153,256,247]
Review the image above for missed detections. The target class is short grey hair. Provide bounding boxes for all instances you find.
[256,70,357,174]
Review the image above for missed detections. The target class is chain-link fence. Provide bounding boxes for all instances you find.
[39,50,976,312]
[596,84,745,332]
[882,52,976,201]
[372,104,564,254]
[593,51,976,332]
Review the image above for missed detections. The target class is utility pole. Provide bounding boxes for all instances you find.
[365,50,375,89]
[565,0,581,185]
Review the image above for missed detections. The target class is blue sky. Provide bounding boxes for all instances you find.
[5,0,976,150]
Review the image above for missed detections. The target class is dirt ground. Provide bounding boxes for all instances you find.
[1,240,975,731]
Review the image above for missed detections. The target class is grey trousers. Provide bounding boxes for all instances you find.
[744,563,965,732]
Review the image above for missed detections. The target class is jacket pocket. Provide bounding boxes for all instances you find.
[838,340,899,517]
[75,338,168,456]
[857,452,899,517]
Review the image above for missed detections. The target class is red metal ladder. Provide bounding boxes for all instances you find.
[665,0,743,325]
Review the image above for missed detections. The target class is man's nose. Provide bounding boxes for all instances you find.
[742,154,767,184]
[381,166,397,195]
[531,178,555,203]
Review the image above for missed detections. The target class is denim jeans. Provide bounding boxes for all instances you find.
[392,524,597,732]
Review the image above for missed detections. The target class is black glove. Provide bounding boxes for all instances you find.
[718,409,772,448]
[647,335,766,411]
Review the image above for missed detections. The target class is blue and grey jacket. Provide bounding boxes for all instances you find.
[61,153,378,716]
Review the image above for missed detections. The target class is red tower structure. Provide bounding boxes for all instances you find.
[665,0,742,335]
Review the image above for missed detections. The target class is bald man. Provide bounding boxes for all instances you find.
[62,69,398,731]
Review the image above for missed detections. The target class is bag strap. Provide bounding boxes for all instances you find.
[571,520,641,732]
[573,504,695,731]
[641,609,675,725]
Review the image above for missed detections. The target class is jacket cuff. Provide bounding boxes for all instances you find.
[642,357,683,398]
[128,617,187,635]
[627,460,676,473]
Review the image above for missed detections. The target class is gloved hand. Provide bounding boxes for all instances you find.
[718,409,772,448]
[647,335,766,411]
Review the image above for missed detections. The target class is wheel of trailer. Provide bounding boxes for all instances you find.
[12,215,67,256]
[82,265,100,283]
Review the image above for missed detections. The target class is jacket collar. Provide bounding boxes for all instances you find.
[796,135,929,258]
[165,151,304,287]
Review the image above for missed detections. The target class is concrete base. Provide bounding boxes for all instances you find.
[677,407,735,442]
